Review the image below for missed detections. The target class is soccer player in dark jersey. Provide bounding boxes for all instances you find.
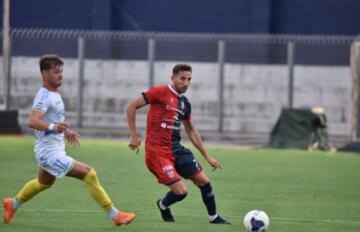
[126,64,230,224]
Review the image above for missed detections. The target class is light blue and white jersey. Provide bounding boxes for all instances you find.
[32,87,65,154]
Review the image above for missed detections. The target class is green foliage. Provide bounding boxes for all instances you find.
[0,136,360,232]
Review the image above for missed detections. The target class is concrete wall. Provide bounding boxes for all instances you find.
[10,57,351,136]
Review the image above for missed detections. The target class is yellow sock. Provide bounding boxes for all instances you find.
[83,169,113,211]
[16,178,51,202]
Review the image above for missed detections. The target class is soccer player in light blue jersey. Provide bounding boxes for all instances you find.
[2,54,135,226]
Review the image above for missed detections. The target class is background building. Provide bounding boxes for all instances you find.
[1,0,360,35]
[0,0,359,142]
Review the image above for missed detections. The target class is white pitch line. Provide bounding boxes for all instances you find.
[271,217,360,225]
[21,208,360,226]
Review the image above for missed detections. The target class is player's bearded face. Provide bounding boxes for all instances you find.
[45,65,63,88]
[172,71,192,94]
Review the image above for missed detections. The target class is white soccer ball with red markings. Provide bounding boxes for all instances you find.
[243,210,270,232]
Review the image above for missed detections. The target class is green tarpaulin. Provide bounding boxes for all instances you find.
[268,108,331,150]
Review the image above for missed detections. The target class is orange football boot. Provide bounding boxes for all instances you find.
[113,211,136,226]
[3,198,15,224]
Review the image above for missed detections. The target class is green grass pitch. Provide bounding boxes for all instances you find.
[0,135,360,232]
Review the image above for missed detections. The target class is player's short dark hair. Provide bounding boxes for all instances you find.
[172,64,192,74]
[39,54,64,71]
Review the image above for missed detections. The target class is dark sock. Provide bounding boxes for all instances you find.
[161,191,187,208]
[199,182,216,216]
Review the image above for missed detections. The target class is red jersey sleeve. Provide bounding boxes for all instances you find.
[142,86,163,104]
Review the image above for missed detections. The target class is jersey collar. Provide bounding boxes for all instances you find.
[168,85,182,97]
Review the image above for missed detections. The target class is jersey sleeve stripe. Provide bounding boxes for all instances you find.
[141,92,149,104]
[32,108,46,112]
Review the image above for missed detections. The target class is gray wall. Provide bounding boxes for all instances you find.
[10,57,351,136]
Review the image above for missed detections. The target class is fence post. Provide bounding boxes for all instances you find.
[2,0,11,110]
[148,38,156,88]
[287,41,295,109]
[217,40,226,133]
[350,37,360,141]
[77,36,85,128]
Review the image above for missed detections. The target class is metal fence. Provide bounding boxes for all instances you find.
[0,28,356,135]
[8,28,354,64]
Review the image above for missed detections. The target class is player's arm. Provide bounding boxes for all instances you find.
[183,119,222,170]
[28,109,68,133]
[64,128,80,147]
[29,109,79,146]
[125,96,147,154]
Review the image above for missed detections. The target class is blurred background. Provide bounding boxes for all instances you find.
[0,0,360,148]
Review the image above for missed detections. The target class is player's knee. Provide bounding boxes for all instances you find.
[37,177,54,188]
[193,178,209,187]
[191,172,210,187]
[37,179,52,190]
[83,169,99,185]
[41,183,52,190]
[172,183,189,195]
[173,187,188,195]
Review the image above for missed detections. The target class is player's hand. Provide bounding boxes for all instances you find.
[128,134,141,154]
[206,155,222,171]
[54,122,70,133]
[64,129,80,147]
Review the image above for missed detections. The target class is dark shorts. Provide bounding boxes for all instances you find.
[145,148,202,185]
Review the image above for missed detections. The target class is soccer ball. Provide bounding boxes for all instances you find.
[243,210,270,232]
